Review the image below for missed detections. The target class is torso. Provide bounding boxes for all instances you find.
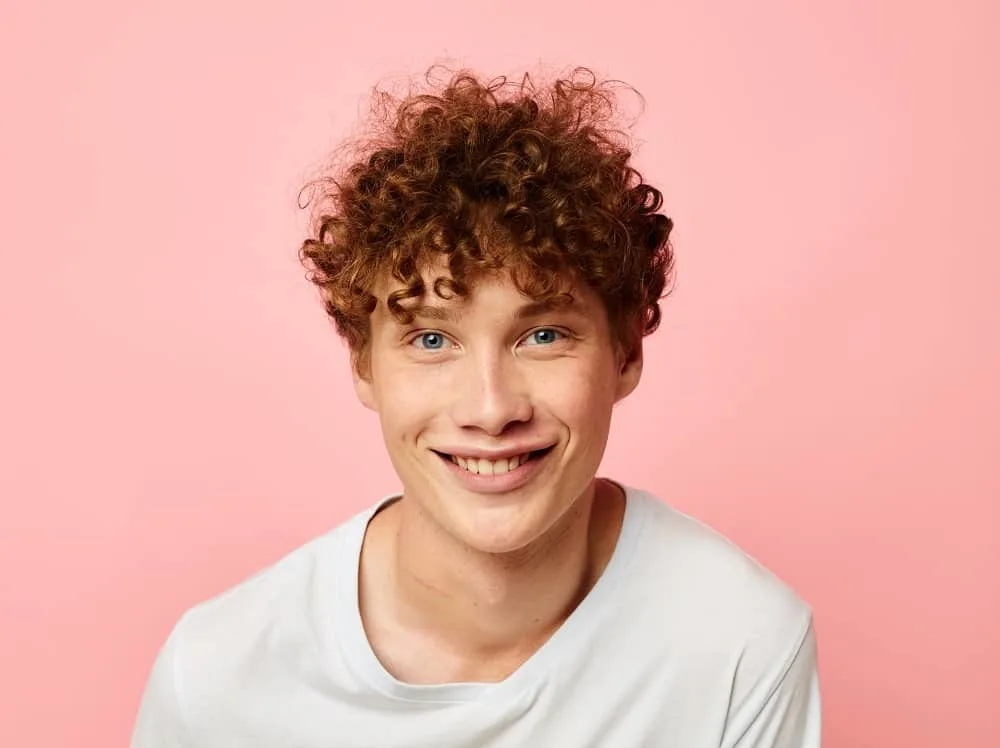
[139,485,818,748]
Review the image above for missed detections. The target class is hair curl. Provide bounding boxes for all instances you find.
[299,66,674,375]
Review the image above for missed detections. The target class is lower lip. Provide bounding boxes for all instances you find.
[437,450,551,494]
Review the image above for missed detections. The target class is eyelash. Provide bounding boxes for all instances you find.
[409,327,567,351]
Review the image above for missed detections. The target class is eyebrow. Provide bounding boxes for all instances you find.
[407,295,578,323]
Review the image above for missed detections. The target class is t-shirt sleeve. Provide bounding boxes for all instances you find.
[130,620,192,748]
[721,617,822,748]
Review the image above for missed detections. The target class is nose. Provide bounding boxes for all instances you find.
[450,349,532,436]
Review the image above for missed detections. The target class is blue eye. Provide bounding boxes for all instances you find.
[413,332,448,350]
[524,328,562,346]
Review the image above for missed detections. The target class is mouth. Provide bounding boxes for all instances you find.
[431,446,555,476]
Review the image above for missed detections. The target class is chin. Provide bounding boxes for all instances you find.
[444,495,565,556]
[460,531,542,556]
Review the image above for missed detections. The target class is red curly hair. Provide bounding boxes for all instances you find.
[299,66,674,375]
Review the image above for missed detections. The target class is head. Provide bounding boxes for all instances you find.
[299,67,674,554]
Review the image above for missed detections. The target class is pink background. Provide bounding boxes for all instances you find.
[1,1,997,745]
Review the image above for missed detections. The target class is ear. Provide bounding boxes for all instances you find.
[352,360,378,412]
[614,340,643,403]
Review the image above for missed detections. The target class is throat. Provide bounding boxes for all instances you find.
[358,479,625,684]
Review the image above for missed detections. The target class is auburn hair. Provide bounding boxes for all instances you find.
[298,66,674,374]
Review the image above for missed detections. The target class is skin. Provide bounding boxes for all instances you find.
[353,259,643,684]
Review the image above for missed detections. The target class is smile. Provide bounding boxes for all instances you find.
[431,446,555,481]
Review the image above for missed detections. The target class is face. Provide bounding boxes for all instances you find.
[354,263,642,555]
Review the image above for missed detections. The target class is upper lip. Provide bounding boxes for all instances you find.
[432,444,555,460]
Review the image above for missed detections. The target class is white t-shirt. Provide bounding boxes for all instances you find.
[132,486,821,747]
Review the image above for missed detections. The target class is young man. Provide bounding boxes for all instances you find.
[133,68,821,747]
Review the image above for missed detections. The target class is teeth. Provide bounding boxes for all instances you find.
[450,452,530,475]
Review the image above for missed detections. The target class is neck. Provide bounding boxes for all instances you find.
[390,479,624,661]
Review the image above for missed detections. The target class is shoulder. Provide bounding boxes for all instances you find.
[147,502,376,726]
[622,485,814,659]
[617,487,820,737]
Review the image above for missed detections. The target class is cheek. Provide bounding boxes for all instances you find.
[375,368,446,431]
[540,367,617,428]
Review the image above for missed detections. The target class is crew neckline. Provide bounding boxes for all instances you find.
[330,482,649,704]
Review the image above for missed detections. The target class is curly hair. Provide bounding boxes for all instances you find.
[298,66,674,375]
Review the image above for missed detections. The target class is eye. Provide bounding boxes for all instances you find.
[522,328,564,346]
[411,331,452,350]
